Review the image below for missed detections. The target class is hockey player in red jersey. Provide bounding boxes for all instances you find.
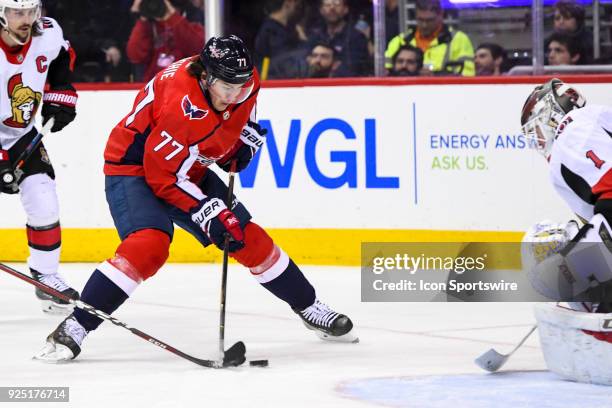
[0,0,79,313]
[36,35,356,362]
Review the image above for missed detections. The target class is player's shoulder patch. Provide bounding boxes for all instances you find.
[181,95,208,120]
[555,115,574,139]
[36,17,64,43]
[41,17,54,29]
[33,16,69,55]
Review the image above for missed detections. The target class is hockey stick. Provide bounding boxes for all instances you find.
[474,325,537,372]
[12,118,55,182]
[219,160,237,360]
[0,262,245,368]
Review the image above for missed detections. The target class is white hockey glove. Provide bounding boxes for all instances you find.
[521,220,579,299]
[218,121,267,173]
[521,220,579,268]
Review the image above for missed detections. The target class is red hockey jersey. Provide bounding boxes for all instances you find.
[104,57,260,213]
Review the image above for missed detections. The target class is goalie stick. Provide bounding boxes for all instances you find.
[474,325,537,372]
[0,262,246,368]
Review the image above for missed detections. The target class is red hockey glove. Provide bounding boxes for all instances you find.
[190,197,244,252]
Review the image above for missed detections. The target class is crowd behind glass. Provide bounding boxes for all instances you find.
[43,0,612,82]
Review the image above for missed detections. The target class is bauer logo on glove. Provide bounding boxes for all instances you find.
[191,197,244,251]
[218,121,267,173]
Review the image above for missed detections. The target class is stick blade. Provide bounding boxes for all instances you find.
[474,348,507,372]
[222,341,246,367]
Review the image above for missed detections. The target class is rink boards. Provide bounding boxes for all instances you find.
[1,76,611,264]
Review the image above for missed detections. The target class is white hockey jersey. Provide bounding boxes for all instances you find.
[549,105,612,221]
[0,17,72,150]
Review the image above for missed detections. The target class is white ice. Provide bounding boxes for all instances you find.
[1,263,612,408]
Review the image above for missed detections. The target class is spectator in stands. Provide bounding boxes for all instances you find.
[254,0,307,76]
[388,45,423,76]
[549,0,592,63]
[306,41,342,78]
[45,0,132,82]
[546,32,583,66]
[385,0,400,44]
[183,0,204,23]
[385,0,475,76]
[308,0,370,76]
[474,43,506,76]
[127,0,204,81]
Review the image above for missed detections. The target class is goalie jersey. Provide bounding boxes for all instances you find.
[0,17,75,150]
[549,105,612,221]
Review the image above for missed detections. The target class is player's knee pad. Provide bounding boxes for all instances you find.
[19,173,59,226]
[231,222,289,282]
[114,229,170,281]
[231,222,274,268]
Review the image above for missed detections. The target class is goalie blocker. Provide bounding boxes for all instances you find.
[522,214,612,305]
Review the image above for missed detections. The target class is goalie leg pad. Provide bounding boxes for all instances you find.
[534,303,612,385]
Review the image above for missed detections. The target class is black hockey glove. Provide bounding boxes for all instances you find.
[42,89,78,132]
[191,197,245,252]
[218,121,267,173]
[0,149,18,194]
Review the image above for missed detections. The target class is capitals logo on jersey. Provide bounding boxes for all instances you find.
[181,95,208,120]
[3,74,42,128]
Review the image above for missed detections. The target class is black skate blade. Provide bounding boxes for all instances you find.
[222,341,246,367]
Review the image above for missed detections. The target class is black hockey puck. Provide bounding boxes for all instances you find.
[249,359,269,367]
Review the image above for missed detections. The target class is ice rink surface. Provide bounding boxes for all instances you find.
[2,263,612,408]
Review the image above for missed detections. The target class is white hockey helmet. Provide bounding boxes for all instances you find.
[520,78,586,158]
[0,0,41,29]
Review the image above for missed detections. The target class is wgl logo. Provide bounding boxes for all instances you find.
[238,118,399,189]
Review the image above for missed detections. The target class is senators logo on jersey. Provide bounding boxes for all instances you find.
[3,74,42,128]
[181,95,208,120]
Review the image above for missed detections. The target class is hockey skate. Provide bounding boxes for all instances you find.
[295,299,359,343]
[34,315,87,363]
[30,269,80,315]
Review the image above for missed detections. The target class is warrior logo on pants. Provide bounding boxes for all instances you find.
[3,73,42,128]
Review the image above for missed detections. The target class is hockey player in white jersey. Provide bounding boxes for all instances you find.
[0,0,79,313]
[520,78,612,385]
